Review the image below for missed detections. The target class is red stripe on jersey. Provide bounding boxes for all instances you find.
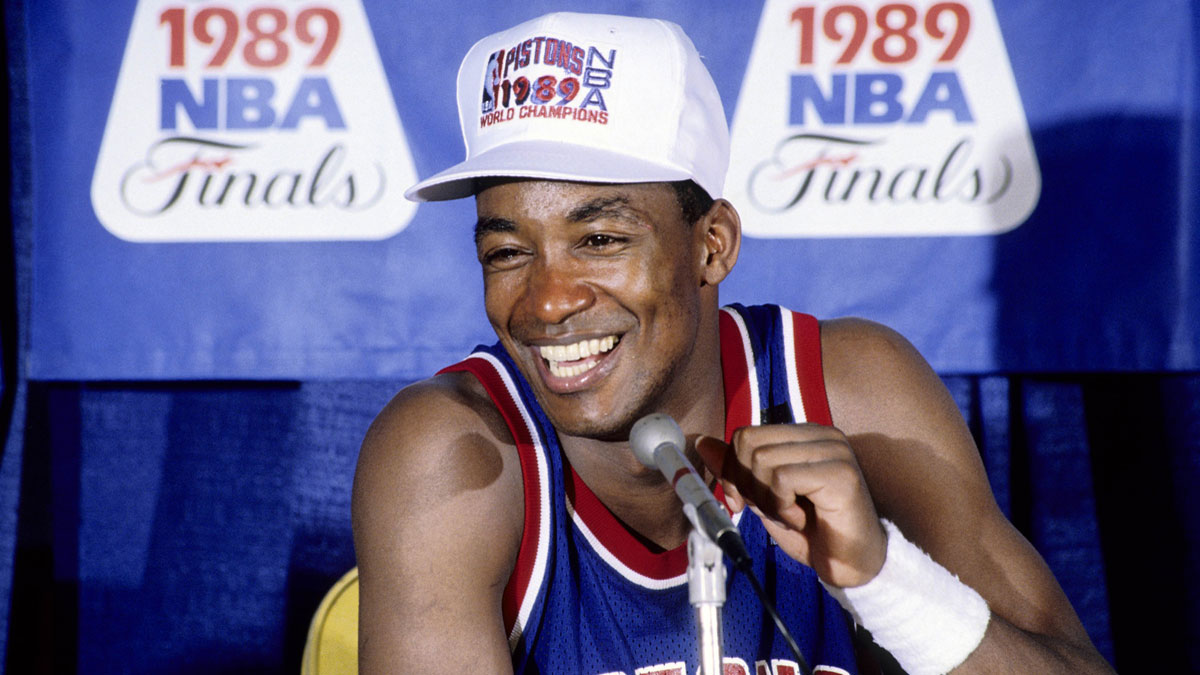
[788,312,833,425]
[719,310,752,442]
[438,357,542,637]
[566,463,690,580]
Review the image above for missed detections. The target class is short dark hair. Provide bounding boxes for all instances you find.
[670,180,715,226]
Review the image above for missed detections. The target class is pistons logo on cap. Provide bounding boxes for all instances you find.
[477,35,615,128]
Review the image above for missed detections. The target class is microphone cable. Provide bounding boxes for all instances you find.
[731,555,814,675]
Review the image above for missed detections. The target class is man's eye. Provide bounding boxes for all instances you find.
[482,247,523,266]
[583,234,622,248]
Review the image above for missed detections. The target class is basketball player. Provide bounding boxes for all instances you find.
[353,12,1113,675]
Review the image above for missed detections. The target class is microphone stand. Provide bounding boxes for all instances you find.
[684,503,725,675]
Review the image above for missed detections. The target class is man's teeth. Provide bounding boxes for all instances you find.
[539,336,618,377]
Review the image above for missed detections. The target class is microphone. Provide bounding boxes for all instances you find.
[629,413,750,570]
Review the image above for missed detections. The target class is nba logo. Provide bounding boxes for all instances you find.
[482,49,504,113]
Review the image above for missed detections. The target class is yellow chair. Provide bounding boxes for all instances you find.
[301,567,359,674]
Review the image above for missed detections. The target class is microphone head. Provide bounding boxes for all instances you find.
[629,413,686,469]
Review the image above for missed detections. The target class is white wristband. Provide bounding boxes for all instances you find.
[820,519,990,675]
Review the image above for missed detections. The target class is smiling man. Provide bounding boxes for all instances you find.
[351,12,1112,675]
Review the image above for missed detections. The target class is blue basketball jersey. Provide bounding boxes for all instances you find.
[440,304,859,675]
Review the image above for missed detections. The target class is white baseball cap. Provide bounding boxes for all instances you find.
[404,12,729,202]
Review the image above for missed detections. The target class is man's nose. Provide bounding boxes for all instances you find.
[524,257,595,325]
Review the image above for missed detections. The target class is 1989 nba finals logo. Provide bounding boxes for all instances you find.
[91,0,417,241]
[727,0,1040,237]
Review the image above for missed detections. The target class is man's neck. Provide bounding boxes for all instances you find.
[558,373,727,552]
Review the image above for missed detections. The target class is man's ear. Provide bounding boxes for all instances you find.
[698,199,741,286]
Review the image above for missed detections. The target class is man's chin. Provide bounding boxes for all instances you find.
[534,370,678,443]
[542,407,637,443]
[521,368,636,440]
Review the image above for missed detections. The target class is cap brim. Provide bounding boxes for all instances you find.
[404,139,692,202]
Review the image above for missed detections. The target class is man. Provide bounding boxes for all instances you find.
[352,12,1112,674]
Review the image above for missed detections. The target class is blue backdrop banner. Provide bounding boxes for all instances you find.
[26,0,1199,379]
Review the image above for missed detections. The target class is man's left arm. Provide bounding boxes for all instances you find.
[700,317,1113,673]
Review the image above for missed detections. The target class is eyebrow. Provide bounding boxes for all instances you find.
[473,195,649,246]
[474,216,516,247]
[567,196,641,224]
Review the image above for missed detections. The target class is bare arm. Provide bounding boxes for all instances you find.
[352,372,523,673]
[824,317,1110,672]
[700,318,1111,673]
